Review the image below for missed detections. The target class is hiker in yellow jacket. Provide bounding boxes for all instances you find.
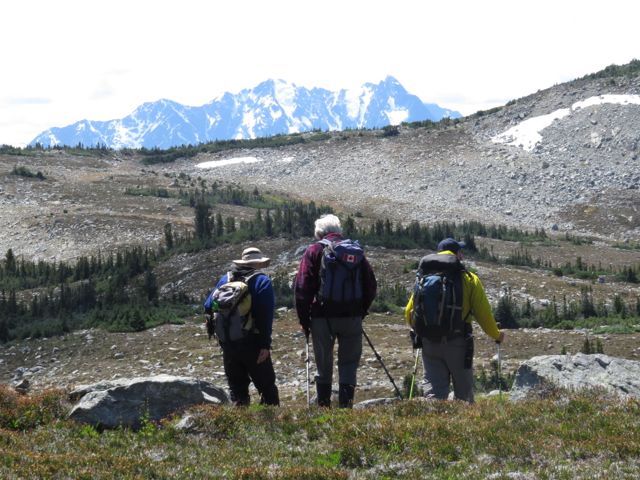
[404,238,504,402]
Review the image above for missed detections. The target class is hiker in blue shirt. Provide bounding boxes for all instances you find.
[204,247,279,406]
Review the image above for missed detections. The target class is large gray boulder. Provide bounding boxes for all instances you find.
[68,374,228,429]
[511,353,640,400]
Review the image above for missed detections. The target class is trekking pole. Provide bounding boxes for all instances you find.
[305,333,311,406]
[495,322,503,399]
[409,348,421,400]
[362,328,403,399]
[496,340,502,399]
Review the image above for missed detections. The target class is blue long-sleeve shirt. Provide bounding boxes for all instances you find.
[204,271,275,349]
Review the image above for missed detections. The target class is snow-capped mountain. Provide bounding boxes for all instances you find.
[30,76,460,149]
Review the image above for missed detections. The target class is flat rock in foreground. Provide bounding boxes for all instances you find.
[511,353,640,400]
[68,374,228,429]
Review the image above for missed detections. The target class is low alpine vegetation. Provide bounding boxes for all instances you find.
[0,390,638,479]
[11,165,45,180]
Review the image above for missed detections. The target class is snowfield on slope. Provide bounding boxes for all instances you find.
[492,94,640,151]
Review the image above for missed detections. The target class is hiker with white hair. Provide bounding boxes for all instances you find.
[204,246,279,406]
[294,214,377,408]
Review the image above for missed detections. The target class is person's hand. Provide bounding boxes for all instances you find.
[496,331,505,344]
[257,348,270,364]
[204,314,215,340]
[409,329,422,349]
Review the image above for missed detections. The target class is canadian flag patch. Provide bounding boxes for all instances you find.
[344,254,356,263]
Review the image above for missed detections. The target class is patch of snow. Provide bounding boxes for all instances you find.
[492,108,571,151]
[278,156,294,163]
[492,94,640,151]
[345,86,372,120]
[357,87,374,125]
[47,133,59,146]
[206,114,218,128]
[196,157,263,169]
[573,94,640,110]
[242,110,257,138]
[112,120,142,149]
[273,80,297,119]
[385,97,409,125]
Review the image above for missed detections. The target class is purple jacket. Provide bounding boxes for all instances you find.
[294,232,377,325]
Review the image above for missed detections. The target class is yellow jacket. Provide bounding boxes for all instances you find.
[404,252,500,340]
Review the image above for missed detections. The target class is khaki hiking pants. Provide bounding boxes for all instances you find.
[311,316,362,387]
[421,336,474,402]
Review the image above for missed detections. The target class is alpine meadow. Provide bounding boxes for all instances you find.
[1,61,640,479]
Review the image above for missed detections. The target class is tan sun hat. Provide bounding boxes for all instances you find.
[232,247,271,267]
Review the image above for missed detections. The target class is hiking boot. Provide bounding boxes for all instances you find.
[231,396,250,407]
[260,384,280,406]
[316,383,332,407]
[338,383,355,408]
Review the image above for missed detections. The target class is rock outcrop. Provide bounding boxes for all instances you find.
[68,374,228,429]
[510,353,640,400]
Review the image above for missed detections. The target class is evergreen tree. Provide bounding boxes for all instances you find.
[613,294,627,318]
[580,286,596,318]
[194,199,212,240]
[5,249,16,274]
[130,308,145,331]
[144,269,158,303]
[215,212,224,237]
[495,292,519,328]
[384,218,393,236]
[164,223,174,249]
[343,215,356,238]
[0,316,8,342]
[224,216,236,233]
[265,209,273,236]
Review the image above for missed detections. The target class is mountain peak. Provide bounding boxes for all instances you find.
[30,78,460,149]
[382,75,401,85]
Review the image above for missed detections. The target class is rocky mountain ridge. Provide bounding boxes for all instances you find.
[29,76,460,149]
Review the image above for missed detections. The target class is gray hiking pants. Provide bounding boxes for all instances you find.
[311,316,363,386]
[421,336,474,402]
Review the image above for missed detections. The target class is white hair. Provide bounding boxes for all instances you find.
[314,214,342,239]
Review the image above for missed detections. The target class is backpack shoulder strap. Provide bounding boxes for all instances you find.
[231,270,264,283]
[318,238,334,250]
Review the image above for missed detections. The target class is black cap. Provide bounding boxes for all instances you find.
[437,237,466,253]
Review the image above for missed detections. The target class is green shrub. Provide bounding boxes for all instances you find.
[11,165,45,180]
[0,386,66,430]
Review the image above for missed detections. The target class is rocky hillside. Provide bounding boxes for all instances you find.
[181,70,640,242]
[2,64,640,267]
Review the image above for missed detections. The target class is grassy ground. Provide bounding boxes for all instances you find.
[1,386,639,479]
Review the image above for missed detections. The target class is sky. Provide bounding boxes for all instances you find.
[1,0,639,147]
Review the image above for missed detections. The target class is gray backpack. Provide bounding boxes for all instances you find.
[210,272,261,342]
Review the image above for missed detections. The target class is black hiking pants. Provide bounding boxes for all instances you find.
[221,338,279,406]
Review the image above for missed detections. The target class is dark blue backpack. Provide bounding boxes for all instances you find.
[317,238,365,316]
[412,254,466,339]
